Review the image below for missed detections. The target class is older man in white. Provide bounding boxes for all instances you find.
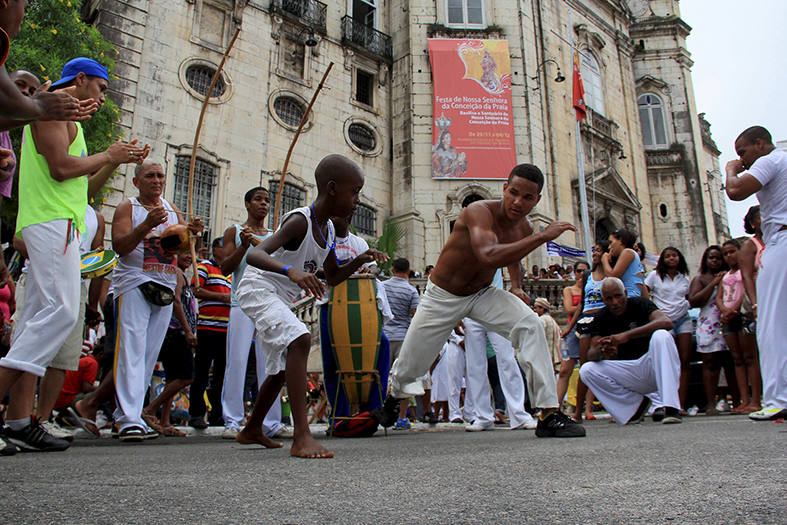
[579,278,681,425]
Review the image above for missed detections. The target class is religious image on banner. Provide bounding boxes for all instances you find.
[428,39,517,180]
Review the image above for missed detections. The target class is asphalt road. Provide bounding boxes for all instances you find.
[2,414,786,525]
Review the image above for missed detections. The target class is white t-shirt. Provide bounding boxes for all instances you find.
[749,148,787,243]
[644,270,690,321]
[334,233,375,270]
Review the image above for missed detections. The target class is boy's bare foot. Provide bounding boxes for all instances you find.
[236,427,284,448]
[290,434,334,459]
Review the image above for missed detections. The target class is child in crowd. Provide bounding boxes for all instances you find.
[717,240,761,412]
[645,247,692,412]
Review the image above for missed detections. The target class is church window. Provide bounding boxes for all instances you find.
[268,181,305,230]
[348,123,376,152]
[352,204,377,236]
[174,156,217,244]
[273,96,306,128]
[581,52,605,115]
[462,194,484,207]
[638,93,668,149]
[185,65,226,98]
[446,0,485,29]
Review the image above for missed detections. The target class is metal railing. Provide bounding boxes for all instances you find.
[341,16,393,61]
[271,0,327,33]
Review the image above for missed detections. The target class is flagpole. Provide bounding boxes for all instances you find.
[569,8,594,259]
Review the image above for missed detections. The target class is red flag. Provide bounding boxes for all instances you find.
[573,51,586,121]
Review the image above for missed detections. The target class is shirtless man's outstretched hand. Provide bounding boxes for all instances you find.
[538,221,578,242]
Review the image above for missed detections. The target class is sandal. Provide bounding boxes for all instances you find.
[585,414,597,420]
[705,409,719,416]
[67,406,100,437]
[160,426,187,437]
[141,412,164,433]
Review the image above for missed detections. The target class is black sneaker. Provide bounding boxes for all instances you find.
[371,395,401,428]
[651,406,666,423]
[661,407,682,425]
[143,427,159,440]
[5,417,70,452]
[626,397,652,425]
[422,411,438,425]
[0,427,18,456]
[535,411,587,438]
[118,425,145,443]
[188,417,208,430]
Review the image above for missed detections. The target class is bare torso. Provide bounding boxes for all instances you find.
[430,199,532,296]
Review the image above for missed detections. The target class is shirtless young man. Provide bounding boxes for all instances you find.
[379,163,585,437]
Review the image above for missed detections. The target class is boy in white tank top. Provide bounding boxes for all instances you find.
[235,155,387,458]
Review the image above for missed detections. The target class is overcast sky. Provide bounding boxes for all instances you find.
[679,1,786,238]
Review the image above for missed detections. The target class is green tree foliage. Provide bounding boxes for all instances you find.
[2,0,122,224]
[368,218,405,276]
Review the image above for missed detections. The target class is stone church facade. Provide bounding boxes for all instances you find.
[82,0,728,271]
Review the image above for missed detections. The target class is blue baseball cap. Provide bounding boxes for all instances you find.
[51,57,109,88]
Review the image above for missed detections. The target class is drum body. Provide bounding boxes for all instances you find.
[80,249,118,279]
[327,275,382,405]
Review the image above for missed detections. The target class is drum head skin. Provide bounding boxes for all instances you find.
[81,249,118,278]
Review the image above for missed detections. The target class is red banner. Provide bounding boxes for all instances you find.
[573,50,586,121]
[428,39,517,180]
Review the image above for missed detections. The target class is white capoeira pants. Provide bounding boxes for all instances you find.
[390,280,558,409]
[221,305,282,435]
[463,318,534,428]
[1,220,80,376]
[430,346,449,404]
[443,340,466,422]
[579,330,680,425]
[757,229,787,409]
[113,287,172,431]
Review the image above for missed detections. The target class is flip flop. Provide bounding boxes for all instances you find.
[67,406,100,437]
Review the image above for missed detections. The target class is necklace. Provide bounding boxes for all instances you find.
[311,203,340,264]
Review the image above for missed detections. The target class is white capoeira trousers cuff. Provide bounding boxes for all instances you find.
[390,280,558,409]
[443,341,466,422]
[579,330,680,425]
[757,229,787,409]
[112,287,173,431]
[1,220,80,377]
[221,305,282,435]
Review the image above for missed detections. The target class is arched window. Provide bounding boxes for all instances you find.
[638,93,668,149]
[580,52,605,115]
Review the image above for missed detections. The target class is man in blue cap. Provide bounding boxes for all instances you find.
[0,57,149,454]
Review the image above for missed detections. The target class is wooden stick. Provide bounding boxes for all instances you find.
[187,27,241,288]
[273,61,334,231]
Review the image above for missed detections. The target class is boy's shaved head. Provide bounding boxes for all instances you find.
[315,155,363,192]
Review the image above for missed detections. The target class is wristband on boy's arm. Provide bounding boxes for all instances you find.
[281,265,292,276]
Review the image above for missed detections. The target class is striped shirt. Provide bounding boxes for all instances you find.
[381,276,419,342]
[191,259,231,332]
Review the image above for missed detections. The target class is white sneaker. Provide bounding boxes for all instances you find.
[41,420,75,442]
[273,425,294,438]
[749,407,787,421]
[465,421,495,432]
[716,399,731,413]
[222,427,239,439]
[511,418,538,430]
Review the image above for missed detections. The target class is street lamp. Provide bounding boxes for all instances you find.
[530,58,565,89]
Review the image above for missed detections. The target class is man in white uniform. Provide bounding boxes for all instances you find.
[725,125,787,421]
[110,159,202,442]
[463,270,537,431]
[219,187,284,440]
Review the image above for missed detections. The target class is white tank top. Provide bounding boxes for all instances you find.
[240,206,334,303]
[79,205,99,255]
[110,197,180,297]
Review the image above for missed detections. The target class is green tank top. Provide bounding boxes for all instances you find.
[16,122,88,236]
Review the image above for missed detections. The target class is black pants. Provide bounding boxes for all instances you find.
[189,328,227,424]
[487,355,507,413]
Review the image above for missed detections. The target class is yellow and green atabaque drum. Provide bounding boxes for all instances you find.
[327,274,382,405]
